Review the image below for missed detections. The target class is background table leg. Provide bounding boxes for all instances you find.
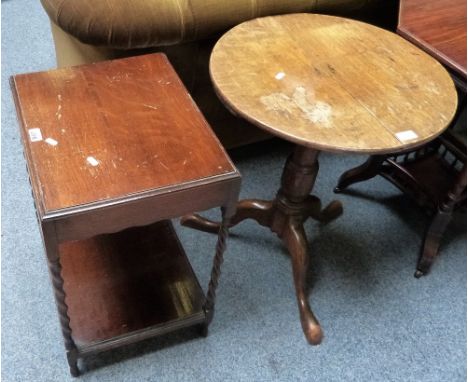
[181,199,273,233]
[334,155,385,193]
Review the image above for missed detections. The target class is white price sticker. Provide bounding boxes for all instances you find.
[275,72,286,80]
[28,128,43,142]
[395,130,418,142]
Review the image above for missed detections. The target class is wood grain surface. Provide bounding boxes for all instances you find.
[210,14,458,154]
[398,0,467,79]
[60,220,204,347]
[11,53,236,213]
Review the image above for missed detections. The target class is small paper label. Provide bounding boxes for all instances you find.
[395,130,418,142]
[45,138,58,146]
[28,128,43,142]
[86,156,99,166]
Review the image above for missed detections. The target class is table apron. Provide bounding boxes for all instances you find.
[48,178,240,243]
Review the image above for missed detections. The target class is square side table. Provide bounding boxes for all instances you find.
[11,53,241,376]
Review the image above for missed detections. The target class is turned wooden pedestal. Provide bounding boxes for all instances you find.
[184,14,458,344]
[11,53,240,376]
[183,146,342,344]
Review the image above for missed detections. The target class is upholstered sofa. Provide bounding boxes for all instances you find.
[41,0,398,148]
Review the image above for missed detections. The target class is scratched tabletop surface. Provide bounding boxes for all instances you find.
[210,14,458,154]
[11,53,235,213]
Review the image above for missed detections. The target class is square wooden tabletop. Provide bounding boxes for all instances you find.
[11,53,237,215]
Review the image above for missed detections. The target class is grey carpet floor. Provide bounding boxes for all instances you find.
[2,1,466,381]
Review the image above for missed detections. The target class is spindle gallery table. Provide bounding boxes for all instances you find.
[182,14,458,344]
[336,0,466,277]
[11,53,241,376]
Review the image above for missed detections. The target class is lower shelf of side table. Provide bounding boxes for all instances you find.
[59,220,206,356]
[382,148,463,209]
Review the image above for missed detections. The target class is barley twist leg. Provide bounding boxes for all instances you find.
[201,208,231,336]
[49,258,79,377]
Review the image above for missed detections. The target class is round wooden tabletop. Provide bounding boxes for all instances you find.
[210,14,458,154]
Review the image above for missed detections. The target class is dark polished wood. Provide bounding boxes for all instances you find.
[336,1,467,277]
[12,53,241,376]
[336,131,467,277]
[334,156,386,193]
[183,145,343,344]
[11,54,234,213]
[398,0,467,79]
[416,166,466,277]
[60,221,205,348]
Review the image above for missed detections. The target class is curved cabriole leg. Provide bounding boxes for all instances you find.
[282,217,323,345]
[202,208,231,333]
[334,155,385,193]
[180,214,220,234]
[180,199,273,234]
[306,196,343,224]
[318,200,344,223]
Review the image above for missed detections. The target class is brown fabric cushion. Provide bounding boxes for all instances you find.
[41,0,371,49]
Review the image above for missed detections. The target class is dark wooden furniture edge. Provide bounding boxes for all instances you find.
[397,27,467,80]
[10,76,47,216]
[77,312,206,356]
[42,172,240,220]
[48,174,240,243]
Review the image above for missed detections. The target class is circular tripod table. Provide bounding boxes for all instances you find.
[182,13,458,344]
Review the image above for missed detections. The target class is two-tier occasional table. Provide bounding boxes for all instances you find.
[11,53,241,376]
[182,14,458,344]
